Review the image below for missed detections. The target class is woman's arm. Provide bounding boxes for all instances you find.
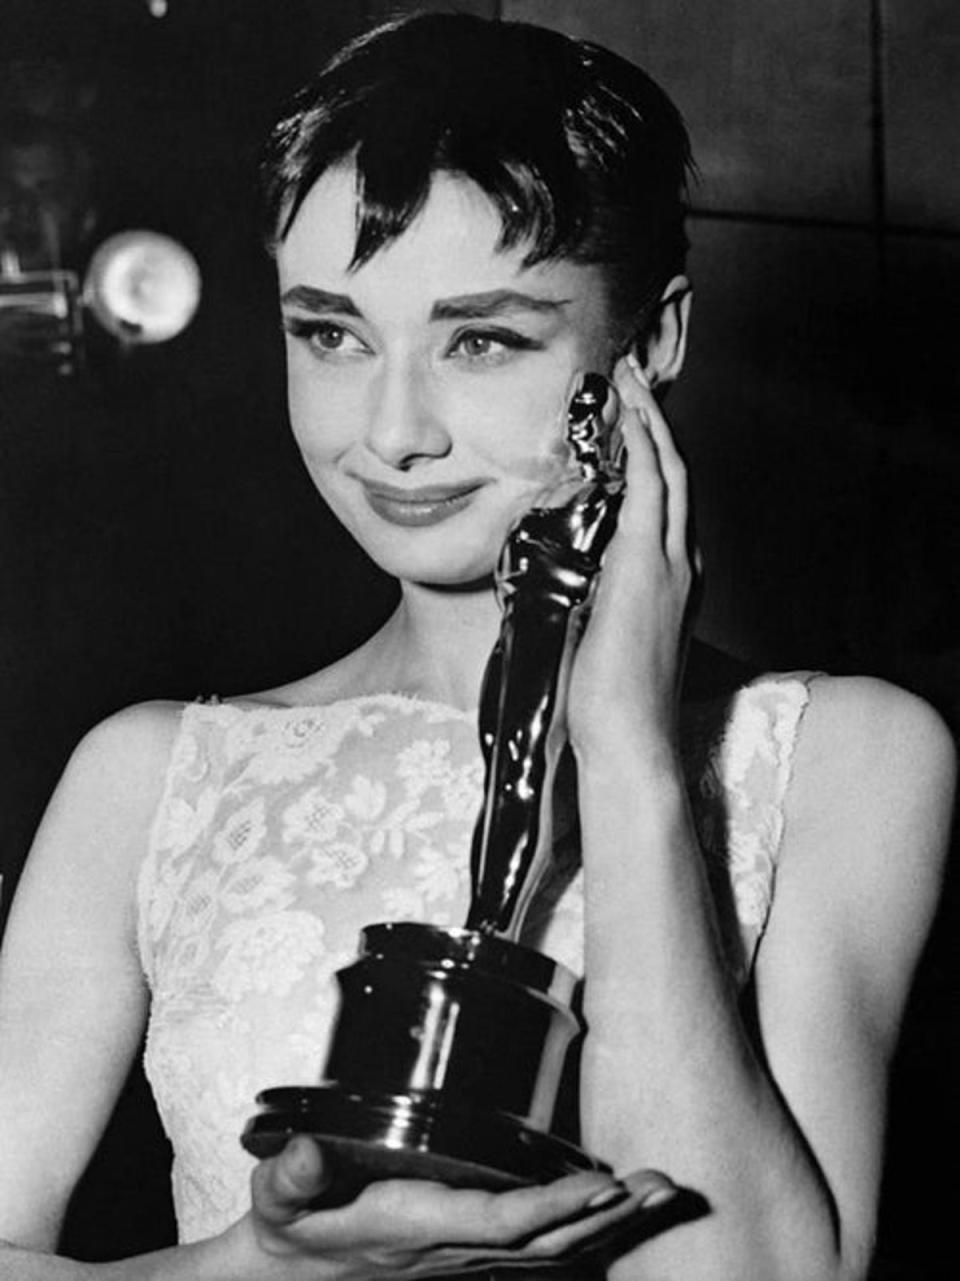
[0,703,286,1280]
[568,367,955,1280]
[0,704,180,1256]
[748,677,953,1273]
[577,677,952,1281]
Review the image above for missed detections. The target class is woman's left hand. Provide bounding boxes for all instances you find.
[566,357,699,758]
[236,1136,685,1279]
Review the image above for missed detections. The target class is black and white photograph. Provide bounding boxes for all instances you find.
[0,3,956,1278]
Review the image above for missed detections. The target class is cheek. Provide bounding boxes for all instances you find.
[285,361,354,463]
[462,370,578,486]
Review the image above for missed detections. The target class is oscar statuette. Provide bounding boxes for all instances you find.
[242,373,626,1198]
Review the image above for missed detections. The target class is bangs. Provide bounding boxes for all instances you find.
[262,12,692,336]
[349,125,590,271]
[264,16,640,267]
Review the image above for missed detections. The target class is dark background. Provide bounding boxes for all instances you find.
[0,1,956,1276]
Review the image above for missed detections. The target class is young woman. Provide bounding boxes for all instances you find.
[0,14,953,1280]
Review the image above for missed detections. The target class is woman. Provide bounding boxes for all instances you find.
[0,13,953,1280]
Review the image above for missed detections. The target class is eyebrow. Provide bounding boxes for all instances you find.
[280,285,571,322]
[280,286,362,316]
[430,289,572,320]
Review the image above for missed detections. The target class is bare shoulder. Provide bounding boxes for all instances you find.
[67,697,187,780]
[74,696,187,753]
[768,673,955,1027]
[48,698,188,845]
[788,673,955,862]
[795,671,955,763]
[8,700,189,944]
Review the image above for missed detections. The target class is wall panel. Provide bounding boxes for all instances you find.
[364,0,499,23]
[869,233,960,694]
[668,217,879,665]
[504,0,873,221]
[885,0,960,230]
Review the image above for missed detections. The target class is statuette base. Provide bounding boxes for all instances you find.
[242,923,606,1197]
[243,1084,602,1199]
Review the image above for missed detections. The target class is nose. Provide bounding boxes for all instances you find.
[363,359,451,470]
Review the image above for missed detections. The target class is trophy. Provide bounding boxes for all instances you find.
[243,373,626,1198]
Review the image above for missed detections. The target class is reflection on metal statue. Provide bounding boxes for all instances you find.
[468,371,624,938]
[243,374,625,1196]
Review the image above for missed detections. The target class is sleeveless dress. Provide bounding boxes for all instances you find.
[136,675,814,1244]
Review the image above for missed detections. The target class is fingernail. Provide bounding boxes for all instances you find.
[587,1181,629,1209]
[638,1182,678,1208]
[626,352,652,389]
[287,1135,320,1175]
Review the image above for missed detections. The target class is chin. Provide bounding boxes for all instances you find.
[364,538,500,590]
[411,568,497,592]
[335,508,500,584]
[393,556,499,591]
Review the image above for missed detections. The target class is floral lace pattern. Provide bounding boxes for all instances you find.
[137,679,812,1243]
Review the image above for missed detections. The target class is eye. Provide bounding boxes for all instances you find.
[447,327,540,364]
[282,317,369,359]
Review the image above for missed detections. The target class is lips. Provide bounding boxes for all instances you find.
[359,479,486,528]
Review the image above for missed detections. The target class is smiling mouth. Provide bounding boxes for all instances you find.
[360,480,486,528]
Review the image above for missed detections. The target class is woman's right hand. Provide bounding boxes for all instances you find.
[223,1136,680,1279]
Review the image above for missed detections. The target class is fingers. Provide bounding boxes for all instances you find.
[614,355,695,573]
[251,1135,333,1227]
[519,1169,678,1260]
[467,1171,630,1247]
[250,1157,684,1275]
[616,410,670,556]
[310,1169,623,1253]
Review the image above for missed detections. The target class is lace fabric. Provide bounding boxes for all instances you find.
[136,677,813,1243]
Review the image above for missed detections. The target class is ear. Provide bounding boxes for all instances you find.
[627,274,692,388]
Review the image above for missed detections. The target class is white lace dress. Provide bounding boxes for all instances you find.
[136,676,813,1243]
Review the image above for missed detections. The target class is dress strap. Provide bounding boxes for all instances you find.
[716,673,818,972]
[135,700,227,985]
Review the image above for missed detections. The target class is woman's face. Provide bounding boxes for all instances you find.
[276,164,615,586]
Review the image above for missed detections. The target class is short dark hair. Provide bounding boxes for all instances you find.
[262,12,694,347]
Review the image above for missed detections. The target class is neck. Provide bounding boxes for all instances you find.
[367,579,503,711]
